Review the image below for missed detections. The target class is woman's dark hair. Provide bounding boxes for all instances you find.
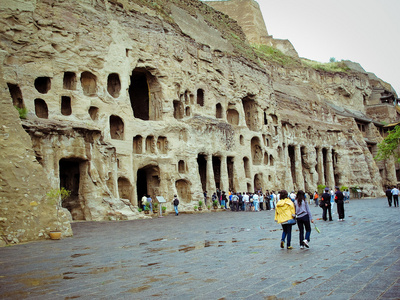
[296,190,305,204]
[279,190,288,199]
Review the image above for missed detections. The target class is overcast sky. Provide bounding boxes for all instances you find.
[257,0,400,95]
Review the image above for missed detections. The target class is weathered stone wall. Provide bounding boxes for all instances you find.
[0,0,397,244]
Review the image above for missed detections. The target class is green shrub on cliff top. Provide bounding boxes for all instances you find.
[252,44,299,66]
[302,59,350,73]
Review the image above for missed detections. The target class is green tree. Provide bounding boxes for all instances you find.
[374,125,400,162]
[329,57,336,63]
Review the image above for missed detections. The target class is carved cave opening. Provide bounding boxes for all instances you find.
[322,148,328,185]
[35,77,51,94]
[197,154,207,192]
[80,71,97,96]
[173,100,184,119]
[227,156,234,191]
[133,135,143,154]
[107,73,121,98]
[212,156,221,189]
[59,158,85,220]
[118,177,132,202]
[185,106,191,116]
[227,109,239,125]
[176,179,191,203]
[216,103,223,118]
[61,96,72,116]
[109,115,124,140]
[89,106,99,120]
[240,135,244,145]
[197,89,204,106]
[332,149,339,187]
[254,173,263,192]
[243,157,250,178]
[146,136,155,154]
[288,145,296,186]
[269,155,274,166]
[63,72,77,90]
[136,165,160,206]
[251,137,262,165]
[157,136,168,154]
[34,98,48,119]
[242,97,258,131]
[178,160,186,173]
[129,68,162,121]
[264,111,268,125]
[7,83,24,108]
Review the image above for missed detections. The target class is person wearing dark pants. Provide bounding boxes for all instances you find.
[295,190,313,249]
[385,187,392,207]
[275,190,296,249]
[321,188,332,221]
[335,186,345,221]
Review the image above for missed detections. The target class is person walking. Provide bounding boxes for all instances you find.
[146,195,153,213]
[275,190,296,249]
[391,186,399,207]
[321,188,332,221]
[294,190,313,249]
[335,186,345,221]
[253,192,259,212]
[231,192,239,211]
[313,191,319,207]
[385,187,392,207]
[221,191,227,209]
[173,195,179,216]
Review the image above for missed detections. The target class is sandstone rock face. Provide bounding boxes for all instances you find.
[0,0,398,244]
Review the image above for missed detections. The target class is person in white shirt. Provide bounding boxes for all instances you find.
[243,192,250,211]
[391,186,399,207]
[253,193,259,211]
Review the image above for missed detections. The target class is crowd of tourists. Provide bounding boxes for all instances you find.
[201,186,347,250]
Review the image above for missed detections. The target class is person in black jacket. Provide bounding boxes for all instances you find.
[321,188,332,221]
[385,187,392,207]
[173,195,179,216]
[334,186,345,221]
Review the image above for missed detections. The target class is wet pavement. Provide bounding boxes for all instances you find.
[0,197,399,299]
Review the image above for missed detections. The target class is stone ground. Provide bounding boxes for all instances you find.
[0,197,399,300]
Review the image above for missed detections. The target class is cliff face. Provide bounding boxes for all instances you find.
[0,0,397,244]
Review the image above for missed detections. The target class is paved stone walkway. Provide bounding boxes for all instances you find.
[0,197,399,299]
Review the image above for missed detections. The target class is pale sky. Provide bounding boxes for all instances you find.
[257,0,400,95]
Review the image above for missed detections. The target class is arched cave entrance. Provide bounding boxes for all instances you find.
[136,165,160,205]
[226,109,239,125]
[35,98,48,119]
[59,158,85,220]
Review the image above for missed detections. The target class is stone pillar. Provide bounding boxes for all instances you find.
[326,148,335,188]
[295,145,305,191]
[317,147,324,185]
[220,155,229,192]
[206,154,216,194]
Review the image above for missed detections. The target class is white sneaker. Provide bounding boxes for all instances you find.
[300,245,304,249]
[303,239,309,248]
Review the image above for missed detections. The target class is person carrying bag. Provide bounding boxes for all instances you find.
[275,190,296,249]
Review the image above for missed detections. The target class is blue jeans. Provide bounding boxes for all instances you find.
[270,200,275,209]
[254,200,259,211]
[221,200,225,208]
[174,205,178,215]
[281,224,292,247]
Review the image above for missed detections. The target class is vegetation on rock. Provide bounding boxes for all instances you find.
[375,125,400,162]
